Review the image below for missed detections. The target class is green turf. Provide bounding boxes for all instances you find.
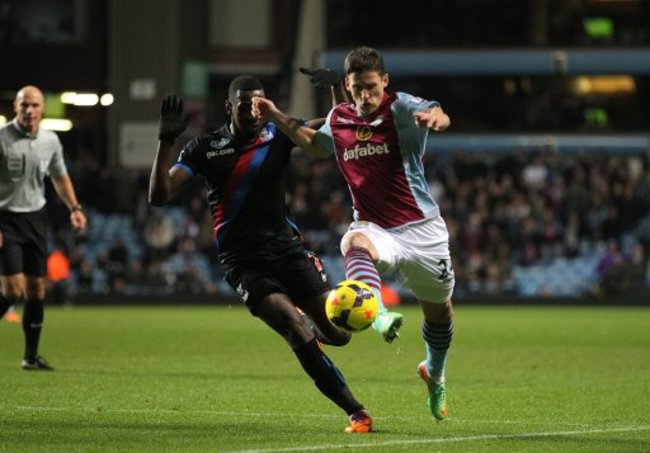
[1,305,649,452]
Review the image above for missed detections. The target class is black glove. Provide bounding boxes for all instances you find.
[299,67,341,89]
[158,94,187,143]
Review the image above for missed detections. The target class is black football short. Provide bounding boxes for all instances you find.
[0,209,48,277]
[224,247,330,314]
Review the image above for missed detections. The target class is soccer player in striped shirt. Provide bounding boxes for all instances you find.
[149,76,372,433]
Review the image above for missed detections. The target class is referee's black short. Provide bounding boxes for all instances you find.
[0,209,48,277]
[224,247,331,314]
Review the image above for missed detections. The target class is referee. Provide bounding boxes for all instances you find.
[0,85,86,370]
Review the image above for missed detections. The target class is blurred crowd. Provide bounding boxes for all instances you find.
[46,147,650,301]
[289,148,650,298]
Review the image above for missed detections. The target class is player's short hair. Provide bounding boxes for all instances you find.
[344,46,385,75]
[228,75,264,100]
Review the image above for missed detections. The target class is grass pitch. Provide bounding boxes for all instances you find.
[1,304,649,452]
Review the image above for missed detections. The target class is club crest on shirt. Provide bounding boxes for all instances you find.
[259,127,275,143]
[355,125,372,141]
[205,138,235,158]
[210,138,230,149]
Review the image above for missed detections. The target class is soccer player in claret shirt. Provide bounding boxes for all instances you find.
[253,47,456,421]
[148,76,372,433]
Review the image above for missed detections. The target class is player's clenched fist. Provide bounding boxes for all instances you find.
[251,96,279,123]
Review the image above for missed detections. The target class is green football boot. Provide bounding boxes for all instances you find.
[418,361,448,420]
[372,311,404,343]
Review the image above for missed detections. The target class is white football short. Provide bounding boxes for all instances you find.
[344,216,455,304]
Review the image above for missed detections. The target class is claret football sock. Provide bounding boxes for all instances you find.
[344,246,385,312]
[344,246,405,342]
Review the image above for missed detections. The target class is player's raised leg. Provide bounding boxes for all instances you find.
[298,291,351,347]
[341,231,403,343]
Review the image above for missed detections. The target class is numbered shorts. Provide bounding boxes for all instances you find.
[0,209,48,277]
[346,216,455,304]
[224,248,330,314]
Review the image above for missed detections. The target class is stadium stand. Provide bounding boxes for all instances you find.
[49,147,650,301]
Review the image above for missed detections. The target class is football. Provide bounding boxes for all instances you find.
[325,280,379,333]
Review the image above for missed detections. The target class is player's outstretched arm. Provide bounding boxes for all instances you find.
[149,94,191,206]
[414,106,451,132]
[252,97,329,158]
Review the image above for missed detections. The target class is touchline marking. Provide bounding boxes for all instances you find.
[227,426,650,453]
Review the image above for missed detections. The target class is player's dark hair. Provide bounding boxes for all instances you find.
[228,75,264,100]
[344,46,385,75]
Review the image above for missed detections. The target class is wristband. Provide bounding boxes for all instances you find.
[70,204,83,212]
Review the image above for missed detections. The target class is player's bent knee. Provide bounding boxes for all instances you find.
[4,279,26,299]
[263,313,314,348]
[4,289,25,300]
[285,315,316,348]
[318,328,351,347]
[26,277,47,300]
[340,231,372,253]
[256,296,316,348]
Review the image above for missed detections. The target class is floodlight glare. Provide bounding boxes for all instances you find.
[100,93,114,106]
[41,119,73,131]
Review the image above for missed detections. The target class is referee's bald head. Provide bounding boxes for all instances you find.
[14,85,46,134]
[15,85,44,103]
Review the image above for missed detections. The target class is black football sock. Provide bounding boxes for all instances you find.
[294,339,363,415]
[22,299,44,361]
[0,293,13,318]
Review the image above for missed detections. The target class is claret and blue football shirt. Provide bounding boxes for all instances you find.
[314,92,441,229]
